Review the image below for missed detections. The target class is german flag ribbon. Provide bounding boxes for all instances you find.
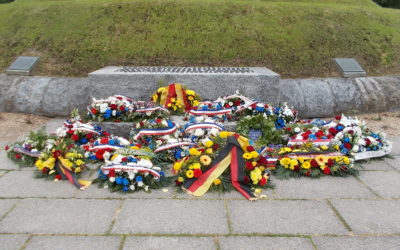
[55,159,91,189]
[182,136,257,201]
[160,83,190,110]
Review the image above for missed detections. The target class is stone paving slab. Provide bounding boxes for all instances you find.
[385,156,400,171]
[112,199,228,234]
[357,171,400,198]
[312,236,400,250]
[0,198,120,234]
[0,199,18,219]
[0,170,7,177]
[0,234,29,250]
[0,171,78,198]
[330,199,400,234]
[228,200,348,235]
[360,159,397,171]
[43,118,66,134]
[25,236,122,250]
[123,236,216,250]
[0,150,22,170]
[219,236,314,250]
[273,176,375,199]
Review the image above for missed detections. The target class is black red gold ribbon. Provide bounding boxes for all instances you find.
[182,136,257,200]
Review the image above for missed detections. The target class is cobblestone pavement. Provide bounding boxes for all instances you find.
[0,120,399,250]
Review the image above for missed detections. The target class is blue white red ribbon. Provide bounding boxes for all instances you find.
[133,124,177,140]
[154,142,196,153]
[185,123,224,133]
[288,139,332,146]
[101,163,161,178]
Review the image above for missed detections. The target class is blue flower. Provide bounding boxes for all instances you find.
[128,156,137,162]
[343,137,350,143]
[94,141,99,146]
[255,106,265,112]
[116,177,124,185]
[336,125,344,131]
[321,136,327,139]
[160,171,165,177]
[116,111,121,116]
[98,169,108,179]
[122,186,129,192]
[309,134,317,140]
[122,178,129,186]
[90,155,97,160]
[167,120,174,128]
[103,109,112,119]
[125,107,129,112]
[109,139,115,145]
[175,149,183,159]
[80,138,88,144]
[136,176,143,182]
[94,126,102,132]
[341,148,349,154]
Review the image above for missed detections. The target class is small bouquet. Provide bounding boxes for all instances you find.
[187,101,232,122]
[84,135,130,162]
[87,95,133,122]
[151,83,201,114]
[130,118,177,149]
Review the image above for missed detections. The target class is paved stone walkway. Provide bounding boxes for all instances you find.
[0,120,399,250]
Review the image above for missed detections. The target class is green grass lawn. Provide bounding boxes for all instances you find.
[0,0,399,77]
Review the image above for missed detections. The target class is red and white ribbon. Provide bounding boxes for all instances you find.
[135,107,169,113]
[185,123,224,133]
[101,164,161,178]
[133,124,177,140]
[188,109,231,116]
[288,139,332,146]
[87,145,125,151]
[154,142,196,153]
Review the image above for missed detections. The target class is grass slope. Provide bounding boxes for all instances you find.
[0,0,399,77]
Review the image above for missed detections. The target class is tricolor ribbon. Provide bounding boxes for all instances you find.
[188,109,232,116]
[101,163,161,178]
[56,158,91,189]
[133,124,177,140]
[12,145,42,158]
[154,142,196,153]
[135,107,169,113]
[87,144,126,151]
[64,120,100,134]
[185,123,224,133]
[182,136,257,201]
[288,139,332,146]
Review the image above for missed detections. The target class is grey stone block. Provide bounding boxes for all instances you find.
[389,136,400,156]
[0,235,29,250]
[0,171,78,198]
[0,199,18,218]
[0,149,22,170]
[0,198,120,234]
[174,187,275,200]
[219,236,314,250]
[123,236,216,250]
[42,118,66,134]
[89,67,281,105]
[228,200,347,234]
[25,236,121,250]
[385,156,400,170]
[357,171,400,198]
[360,159,397,171]
[112,199,228,234]
[273,177,375,199]
[312,236,400,250]
[0,170,6,177]
[330,199,400,234]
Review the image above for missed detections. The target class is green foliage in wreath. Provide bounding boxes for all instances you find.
[236,114,285,146]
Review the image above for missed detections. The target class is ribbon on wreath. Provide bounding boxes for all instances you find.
[188,109,232,116]
[159,83,190,110]
[185,122,224,133]
[182,135,257,201]
[133,124,177,140]
[13,145,42,157]
[154,142,196,153]
[101,163,161,179]
[56,158,91,189]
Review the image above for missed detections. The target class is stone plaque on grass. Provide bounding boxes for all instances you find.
[6,56,40,76]
[334,58,366,77]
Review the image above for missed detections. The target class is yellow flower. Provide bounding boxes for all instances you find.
[334,145,340,150]
[213,179,221,185]
[250,168,262,184]
[259,166,265,171]
[251,151,259,159]
[189,163,201,169]
[171,98,176,102]
[152,95,158,102]
[205,140,213,148]
[205,148,213,154]
[316,155,328,166]
[301,161,311,169]
[74,167,81,173]
[186,170,194,178]
[75,159,84,166]
[193,100,200,106]
[279,158,291,168]
[252,161,257,167]
[289,159,299,170]
[200,155,212,166]
[77,154,83,158]
[130,146,140,150]
[59,157,73,168]
[35,159,44,170]
[186,90,195,96]
[43,157,56,170]
[167,103,172,107]
[298,157,305,163]
[220,131,229,138]
[320,145,329,151]
[343,157,350,165]
[188,96,194,101]
[189,148,201,156]
[65,152,77,159]
[255,188,262,194]
[173,162,182,171]
[243,153,252,160]
[177,177,184,182]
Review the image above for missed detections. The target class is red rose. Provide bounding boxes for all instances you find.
[344,143,352,149]
[264,104,269,108]
[323,167,331,175]
[96,149,105,160]
[86,133,93,139]
[91,108,97,115]
[117,96,122,100]
[259,177,267,186]
[110,104,117,110]
[235,100,241,106]
[100,138,109,144]
[311,159,319,168]
[245,162,255,171]
[42,168,49,174]
[121,157,128,162]
[15,154,22,159]
[247,146,255,152]
[294,165,300,172]
[52,150,62,158]
[67,130,74,135]
[5,145,9,151]
[257,156,267,165]
[55,174,62,180]
[244,176,250,184]
[316,130,324,138]
[335,115,342,120]
[139,121,144,127]
[71,134,79,141]
[194,169,202,178]
[103,131,110,137]
[328,127,337,135]
[212,144,220,150]
[365,138,371,146]
[175,179,183,186]
[251,103,257,109]
[119,106,125,111]
[327,134,333,139]
[305,171,311,176]
[156,118,162,123]
[108,169,115,177]
[348,130,354,135]
[224,103,230,108]
[302,133,309,140]
[327,158,334,167]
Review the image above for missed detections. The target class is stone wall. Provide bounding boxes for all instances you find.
[0,74,399,118]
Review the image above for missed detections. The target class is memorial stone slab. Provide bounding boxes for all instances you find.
[6,56,40,76]
[89,66,281,105]
[334,58,366,77]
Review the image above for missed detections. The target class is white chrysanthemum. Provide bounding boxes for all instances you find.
[194,129,205,137]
